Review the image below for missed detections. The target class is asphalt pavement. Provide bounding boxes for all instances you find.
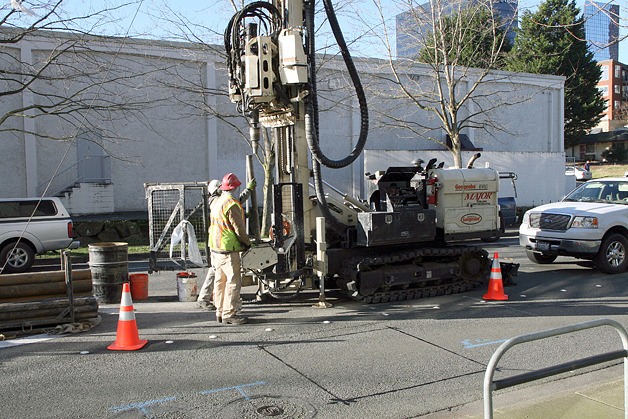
[3,233,628,418]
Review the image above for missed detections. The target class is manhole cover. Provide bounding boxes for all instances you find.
[256,405,284,416]
[217,395,316,418]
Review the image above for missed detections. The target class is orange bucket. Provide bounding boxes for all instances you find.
[129,273,149,300]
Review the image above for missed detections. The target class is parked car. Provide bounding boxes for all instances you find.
[519,178,628,273]
[565,165,592,181]
[0,198,79,273]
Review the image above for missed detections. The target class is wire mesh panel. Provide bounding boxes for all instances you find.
[145,182,209,272]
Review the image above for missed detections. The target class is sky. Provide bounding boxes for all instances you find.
[7,0,628,61]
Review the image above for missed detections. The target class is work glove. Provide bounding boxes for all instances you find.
[247,178,257,190]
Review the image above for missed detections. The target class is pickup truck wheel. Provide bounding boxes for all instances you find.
[526,250,557,264]
[594,233,628,274]
[0,242,35,273]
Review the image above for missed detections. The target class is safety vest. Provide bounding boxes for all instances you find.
[209,192,245,252]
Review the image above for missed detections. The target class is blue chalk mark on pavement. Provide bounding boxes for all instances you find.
[107,381,266,416]
[109,396,176,417]
[462,338,507,349]
[199,380,267,401]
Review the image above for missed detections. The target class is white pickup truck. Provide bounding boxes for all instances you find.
[0,198,79,273]
[519,177,628,274]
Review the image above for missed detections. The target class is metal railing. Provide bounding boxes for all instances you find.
[484,318,628,419]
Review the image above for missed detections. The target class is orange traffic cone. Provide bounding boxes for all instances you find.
[483,252,508,301]
[108,282,148,351]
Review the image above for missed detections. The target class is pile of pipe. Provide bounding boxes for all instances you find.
[0,269,99,334]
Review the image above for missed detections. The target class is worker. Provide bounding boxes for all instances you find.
[208,173,251,325]
[196,180,223,310]
[197,177,256,311]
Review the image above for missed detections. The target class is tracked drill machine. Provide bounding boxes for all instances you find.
[225,0,501,302]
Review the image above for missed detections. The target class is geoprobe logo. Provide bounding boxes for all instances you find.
[455,184,476,191]
[461,213,482,225]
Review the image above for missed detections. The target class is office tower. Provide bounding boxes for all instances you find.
[584,1,620,62]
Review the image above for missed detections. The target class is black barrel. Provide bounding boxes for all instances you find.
[88,242,129,304]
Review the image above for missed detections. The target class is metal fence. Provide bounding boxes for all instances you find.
[145,182,209,272]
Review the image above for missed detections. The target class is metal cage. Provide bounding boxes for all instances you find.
[145,182,209,272]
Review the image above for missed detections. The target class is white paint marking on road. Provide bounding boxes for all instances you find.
[0,333,59,349]
[99,307,119,314]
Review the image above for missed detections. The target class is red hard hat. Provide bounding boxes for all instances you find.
[220,173,241,191]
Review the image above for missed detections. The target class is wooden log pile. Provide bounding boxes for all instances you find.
[0,269,99,334]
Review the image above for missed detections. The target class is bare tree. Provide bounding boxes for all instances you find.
[360,0,531,168]
[0,1,177,143]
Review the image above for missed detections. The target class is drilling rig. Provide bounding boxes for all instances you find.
[225,0,500,303]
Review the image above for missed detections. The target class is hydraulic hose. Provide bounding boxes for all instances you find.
[304,0,362,235]
[304,0,369,170]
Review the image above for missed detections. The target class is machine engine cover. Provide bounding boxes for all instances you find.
[356,209,436,247]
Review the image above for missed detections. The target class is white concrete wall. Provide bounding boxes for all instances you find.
[60,183,114,214]
[0,30,566,214]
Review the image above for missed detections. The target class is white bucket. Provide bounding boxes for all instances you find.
[176,272,198,302]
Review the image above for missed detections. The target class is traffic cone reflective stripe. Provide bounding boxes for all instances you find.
[107,282,148,351]
[483,252,508,301]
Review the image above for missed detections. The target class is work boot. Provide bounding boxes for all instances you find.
[223,315,248,325]
[196,300,216,311]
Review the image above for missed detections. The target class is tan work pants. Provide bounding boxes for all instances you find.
[211,251,242,319]
[197,266,215,303]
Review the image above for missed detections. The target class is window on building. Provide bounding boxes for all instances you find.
[616,65,622,78]
[601,65,609,81]
[599,85,609,95]
[615,100,621,109]
[586,144,595,153]
[615,85,621,94]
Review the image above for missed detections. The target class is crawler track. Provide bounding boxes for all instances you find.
[340,245,489,303]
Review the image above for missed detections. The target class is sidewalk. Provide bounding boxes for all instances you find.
[443,365,625,418]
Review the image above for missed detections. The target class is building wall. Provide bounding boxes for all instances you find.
[0,30,565,214]
[594,59,627,131]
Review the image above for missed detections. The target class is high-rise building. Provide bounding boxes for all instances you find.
[396,0,518,58]
[583,1,620,62]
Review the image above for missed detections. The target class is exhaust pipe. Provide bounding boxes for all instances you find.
[466,153,482,169]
